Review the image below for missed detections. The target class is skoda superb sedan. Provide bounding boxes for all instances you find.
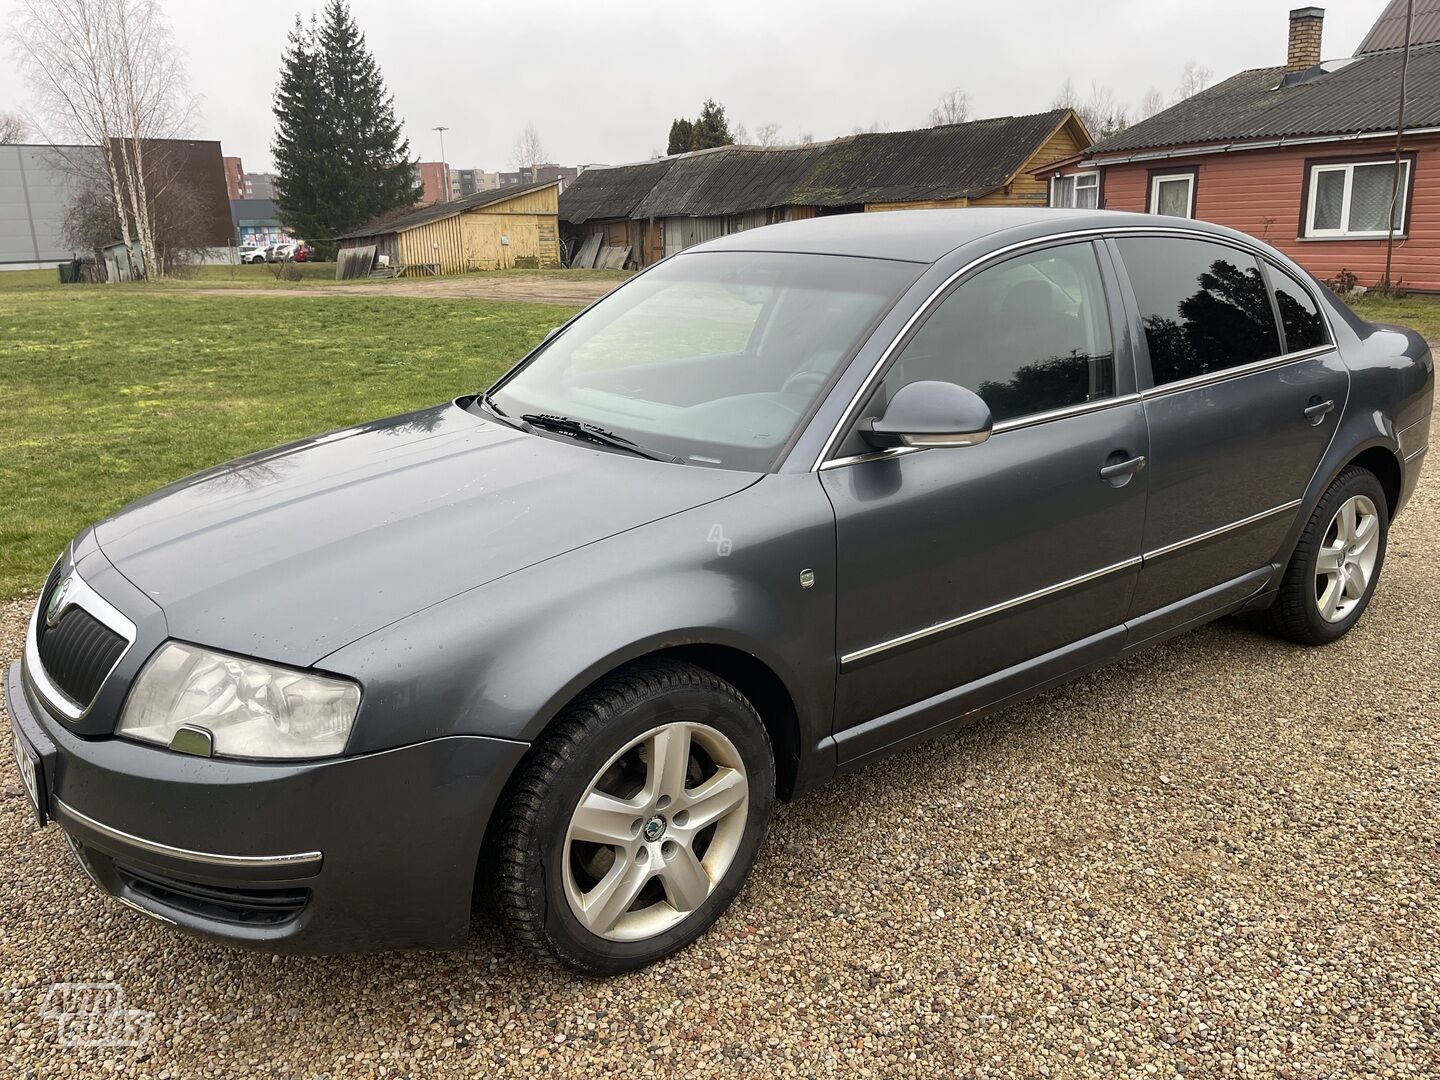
[6,210,1433,974]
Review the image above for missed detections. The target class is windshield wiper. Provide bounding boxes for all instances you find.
[520,413,679,463]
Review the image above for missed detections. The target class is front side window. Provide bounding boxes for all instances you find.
[1304,159,1411,238]
[1149,172,1196,217]
[1051,173,1099,209]
[1267,263,1330,352]
[1116,237,1282,386]
[873,243,1116,426]
[489,251,918,471]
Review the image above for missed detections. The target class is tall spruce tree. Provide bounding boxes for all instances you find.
[666,118,694,155]
[272,0,418,250]
[689,99,734,151]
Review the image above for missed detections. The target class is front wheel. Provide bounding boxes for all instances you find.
[496,661,774,974]
[1266,466,1389,645]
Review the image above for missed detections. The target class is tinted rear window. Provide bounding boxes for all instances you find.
[1116,237,1282,386]
[1267,263,1330,352]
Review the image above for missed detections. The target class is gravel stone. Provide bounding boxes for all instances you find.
[1,464,1437,1077]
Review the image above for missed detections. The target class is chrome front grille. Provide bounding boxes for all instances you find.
[36,605,128,709]
[26,549,137,721]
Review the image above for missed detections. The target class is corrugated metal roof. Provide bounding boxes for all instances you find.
[337,180,558,239]
[562,110,1075,223]
[558,159,677,224]
[794,110,1074,206]
[631,144,829,218]
[1087,44,1440,155]
[1358,0,1440,54]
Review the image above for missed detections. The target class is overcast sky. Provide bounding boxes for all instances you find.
[3,0,1378,174]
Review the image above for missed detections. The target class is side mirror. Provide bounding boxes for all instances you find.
[861,380,993,450]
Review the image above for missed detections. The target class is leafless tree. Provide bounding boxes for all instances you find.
[929,88,971,127]
[1137,87,1167,120]
[1174,61,1213,103]
[1055,78,1129,139]
[753,122,781,147]
[0,110,32,142]
[9,0,193,278]
[851,121,887,135]
[797,132,815,145]
[510,122,546,170]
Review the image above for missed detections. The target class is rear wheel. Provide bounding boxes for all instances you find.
[1266,466,1388,645]
[496,661,774,974]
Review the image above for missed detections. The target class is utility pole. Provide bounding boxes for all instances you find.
[432,125,451,201]
[1383,0,1414,290]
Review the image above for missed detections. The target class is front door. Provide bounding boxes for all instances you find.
[1108,235,1350,638]
[821,241,1150,764]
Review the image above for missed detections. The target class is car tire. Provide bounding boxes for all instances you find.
[496,660,775,975]
[1265,465,1389,646]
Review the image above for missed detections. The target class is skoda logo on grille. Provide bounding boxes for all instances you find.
[45,575,73,627]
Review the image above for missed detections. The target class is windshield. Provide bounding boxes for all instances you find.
[488,250,919,471]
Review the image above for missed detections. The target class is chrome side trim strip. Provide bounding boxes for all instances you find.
[810,224,1336,471]
[24,552,137,722]
[1138,346,1335,399]
[55,799,324,874]
[840,556,1141,667]
[820,394,1144,470]
[1405,444,1428,464]
[1142,500,1303,562]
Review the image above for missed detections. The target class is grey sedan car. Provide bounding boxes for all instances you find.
[6,210,1433,973]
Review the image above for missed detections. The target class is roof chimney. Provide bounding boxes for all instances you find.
[1288,7,1325,72]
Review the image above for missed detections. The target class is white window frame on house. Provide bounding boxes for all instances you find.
[1303,158,1412,239]
[1148,172,1196,218]
[1050,172,1100,209]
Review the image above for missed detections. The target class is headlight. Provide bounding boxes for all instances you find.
[118,642,360,759]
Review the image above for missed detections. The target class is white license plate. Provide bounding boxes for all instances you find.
[9,721,45,826]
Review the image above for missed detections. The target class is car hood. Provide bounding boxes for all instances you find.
[94,401,758,665]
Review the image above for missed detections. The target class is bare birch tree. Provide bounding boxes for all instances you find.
[1174,61,1213,103]
[752,122,782,148]
[0,111,33,142]
[929,89,971,127]
[1137,87,1167,120]
[9,0,193,277]
[510,122,547,171]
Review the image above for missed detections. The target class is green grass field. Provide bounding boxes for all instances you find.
[0,263,633,292]
[0,275,578,599]
[1,271,1435,603]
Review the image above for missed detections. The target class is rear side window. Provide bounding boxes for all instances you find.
[879,242,1115,423]
[1266,264,1330,352]
[1116,237,1282,386]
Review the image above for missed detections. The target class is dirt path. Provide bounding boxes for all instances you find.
[190,274,621,306]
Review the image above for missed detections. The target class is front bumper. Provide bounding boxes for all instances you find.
[5,661,528,953]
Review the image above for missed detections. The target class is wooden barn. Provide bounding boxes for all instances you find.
[336,180,561,275]
[559,110,1091,268]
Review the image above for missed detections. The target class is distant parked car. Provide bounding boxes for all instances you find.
[292,244,310,263]
[7,210,1432,974]
[267,241,298,262]
[238,244,267,264]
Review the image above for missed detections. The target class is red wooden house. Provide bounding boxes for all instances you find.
[1041,3,1440,291]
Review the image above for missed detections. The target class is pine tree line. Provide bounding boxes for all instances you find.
[272,0,419,251]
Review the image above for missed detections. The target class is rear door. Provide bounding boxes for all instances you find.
[1108,234,1349,641]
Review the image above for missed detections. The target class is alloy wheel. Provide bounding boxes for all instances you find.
[1315,493,1381,623]
[563,721,749,942]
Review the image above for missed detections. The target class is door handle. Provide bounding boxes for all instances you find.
[1304,398,1335,425]
[1099,454,1147,482]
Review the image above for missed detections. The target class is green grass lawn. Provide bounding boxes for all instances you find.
[1347,294,1440,343]
[0,283,577,600]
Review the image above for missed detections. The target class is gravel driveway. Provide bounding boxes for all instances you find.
[2,466,1436,1078]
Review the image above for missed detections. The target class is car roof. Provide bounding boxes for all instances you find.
[693,208,1255,264]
